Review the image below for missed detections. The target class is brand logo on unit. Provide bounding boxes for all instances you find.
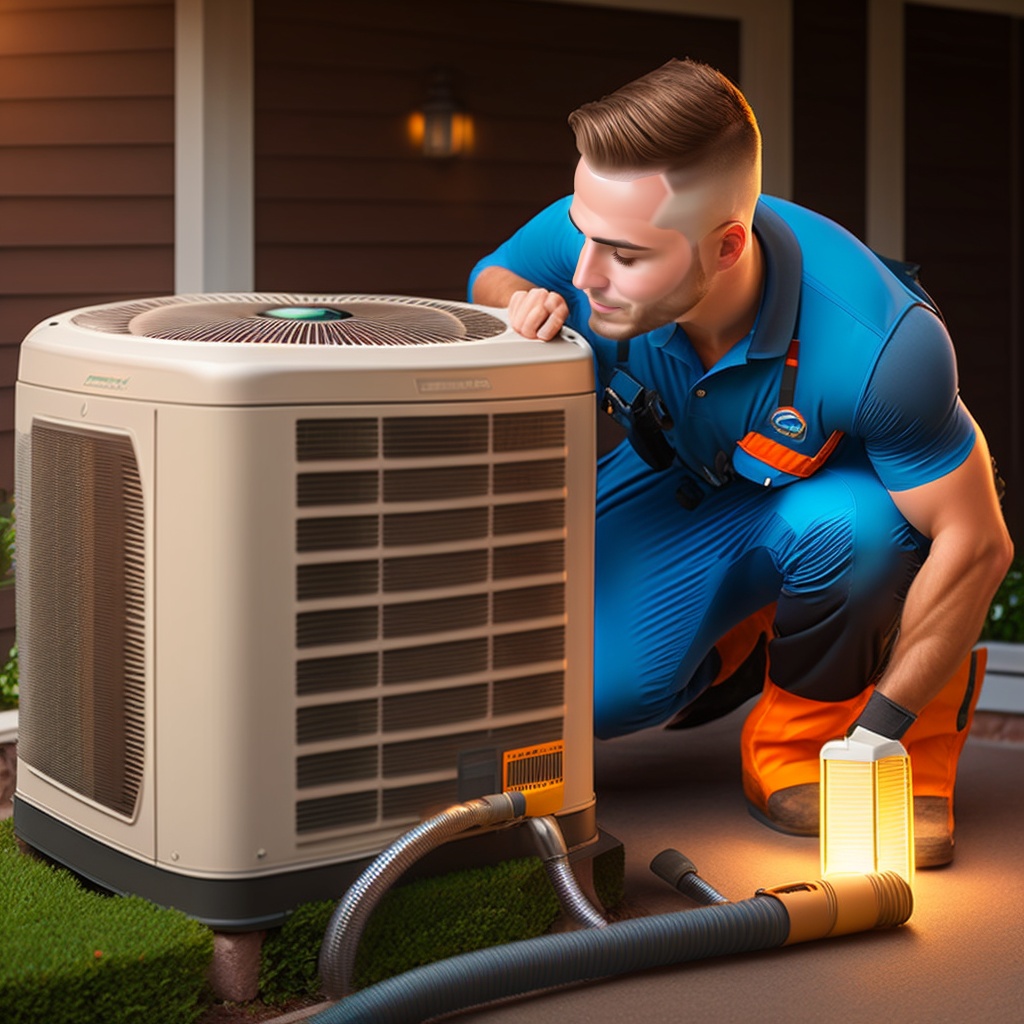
[83,374,131,392]
[770,407,806,441]
[416,378,492,393]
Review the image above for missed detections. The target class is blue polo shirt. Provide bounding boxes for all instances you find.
[469,195,975,499]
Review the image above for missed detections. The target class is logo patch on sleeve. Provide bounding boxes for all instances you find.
[770,407,807,441]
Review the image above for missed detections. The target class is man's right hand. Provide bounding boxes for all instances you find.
[507,288,569,341]
[471,266,570,341]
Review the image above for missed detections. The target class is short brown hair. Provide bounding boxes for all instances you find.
[567,58,760,176]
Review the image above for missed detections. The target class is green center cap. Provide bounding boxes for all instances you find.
[260,306,351,321]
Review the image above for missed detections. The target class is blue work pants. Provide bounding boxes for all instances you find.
[593,440,926,739]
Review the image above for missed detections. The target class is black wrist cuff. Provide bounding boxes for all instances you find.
[852,690,917,741]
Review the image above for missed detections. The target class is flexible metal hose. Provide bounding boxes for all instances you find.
[318,791,526,999]
[310,871,912,1024]
[527,816,607,929]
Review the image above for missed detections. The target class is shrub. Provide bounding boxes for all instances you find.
[0,643,17,711]
[0,819,214,1024]
[0,491,14,585]
[980,557,1024,644]
[0,493,15,710]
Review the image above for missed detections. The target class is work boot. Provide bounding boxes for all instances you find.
[741,680,868,835]
[741,650,986,868]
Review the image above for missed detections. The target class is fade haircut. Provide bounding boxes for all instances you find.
[567,58,761,178]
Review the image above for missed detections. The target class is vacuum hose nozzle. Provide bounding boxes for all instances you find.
[650,849,730,905]
[759,870,914,944]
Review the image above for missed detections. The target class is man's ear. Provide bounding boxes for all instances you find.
[714,222,748,271]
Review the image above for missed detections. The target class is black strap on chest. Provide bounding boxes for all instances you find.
[779,338,799,408]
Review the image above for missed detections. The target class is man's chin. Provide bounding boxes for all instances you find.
[588,311,636,341]
[589,310,674,342]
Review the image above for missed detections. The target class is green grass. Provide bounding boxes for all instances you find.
[1,816,622,1015]
[260,856,561,1001]
[0,818,214,1024]
[260,845,623,999]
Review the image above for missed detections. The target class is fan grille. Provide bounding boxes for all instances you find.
[71,293,507,347]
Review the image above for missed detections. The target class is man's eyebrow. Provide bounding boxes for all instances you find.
[567,208,652,252]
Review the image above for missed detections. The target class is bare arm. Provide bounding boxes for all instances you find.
[874,425,1013,713]
[472,265,569,341]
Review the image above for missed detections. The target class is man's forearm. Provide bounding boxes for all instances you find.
[471,265,538,307]
[869,429,1013,720]
[873,530,1009,715]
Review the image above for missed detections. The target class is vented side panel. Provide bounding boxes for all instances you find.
[293,410,571,838]
[18,423,146,819]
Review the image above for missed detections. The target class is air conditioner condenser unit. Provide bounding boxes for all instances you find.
[13,293,597,929]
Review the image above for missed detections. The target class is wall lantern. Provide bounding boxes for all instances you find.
[408,71,473,158]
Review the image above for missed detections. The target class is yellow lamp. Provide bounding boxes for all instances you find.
[820,726,914,886]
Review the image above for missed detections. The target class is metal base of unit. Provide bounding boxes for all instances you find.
[13,797,601,931]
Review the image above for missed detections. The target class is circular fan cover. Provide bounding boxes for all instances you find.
[70,293,507,347]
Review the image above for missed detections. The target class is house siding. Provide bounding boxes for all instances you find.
[904,3,1024,543]
[792,0,868,239]
[252,0,741,300]
[0,0,175,647]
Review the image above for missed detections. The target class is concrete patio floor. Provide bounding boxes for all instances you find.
[298,703,1024,1023]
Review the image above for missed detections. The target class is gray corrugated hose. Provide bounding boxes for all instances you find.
[318,791,527,999]
[310,871,912,1024]
[526,815,607,929]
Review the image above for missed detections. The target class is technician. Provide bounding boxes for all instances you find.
[469,59,1012,867]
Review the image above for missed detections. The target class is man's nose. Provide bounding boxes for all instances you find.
[572,241,607,291]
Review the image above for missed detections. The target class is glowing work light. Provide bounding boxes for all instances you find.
[820,726,915,885]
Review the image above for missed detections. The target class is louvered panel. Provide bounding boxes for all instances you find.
[291,407,572,839]
[17,423,146,819]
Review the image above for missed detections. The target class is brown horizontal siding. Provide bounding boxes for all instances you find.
[0,96,175,144]
[0,0,175,537]
[257,198,545,247]
[0,196,173,246]
[255,244,503,301]
[0,51,173,99]
[254,0,741,300]
[904,4,1024,542]
[0,348,18,382]
[0,246,174,294]
[0,145,173,195]
[0,0,166,14]
[0,3,170,55]
[257,158,579,207]
[257,108,579,164]
[261,0,734,62]
[792,0,867,238]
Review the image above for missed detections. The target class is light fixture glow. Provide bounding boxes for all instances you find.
[408,71,473,159]
[820,726,914,886]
